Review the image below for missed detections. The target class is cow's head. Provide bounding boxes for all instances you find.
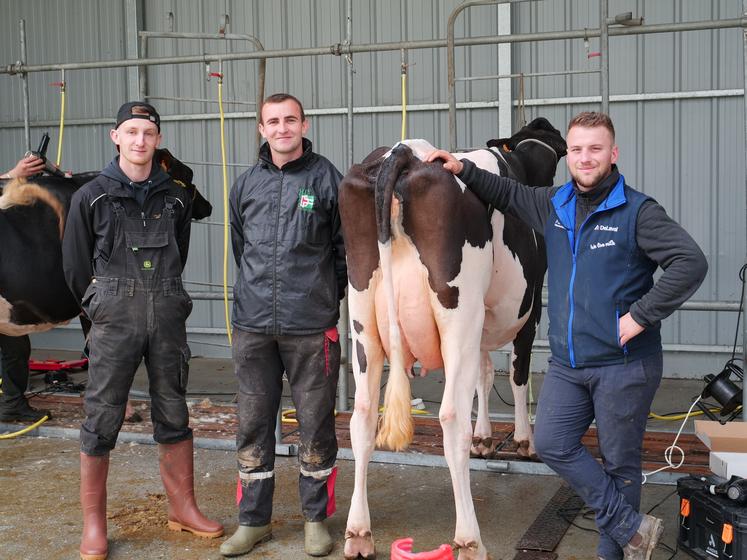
[487,117,567,161]
[155,148,212,220]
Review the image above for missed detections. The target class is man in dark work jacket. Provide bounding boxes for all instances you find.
[428,111,707,560]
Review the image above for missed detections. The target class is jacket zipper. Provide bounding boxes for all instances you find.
[615,304,629,359]
[272,171,284,334]
[566,212,595,369]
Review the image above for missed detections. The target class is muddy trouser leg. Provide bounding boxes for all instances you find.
[233,330,284,526]
[280,329,340,521]
[592,354,663,560]
[80,293,148,456]
[534,357,662,557]
[0,334,31,408]
[145,289,193,445]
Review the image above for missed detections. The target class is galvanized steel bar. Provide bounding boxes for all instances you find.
[743,0,747,421]
[1,89,743,130]
[600,0,609,113]
[124,0,142,101]
[337,0,354,414]
[2,17,744,77]
[457,68,600,81]
[19,19,30,151]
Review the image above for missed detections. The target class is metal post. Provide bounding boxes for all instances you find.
[600,0,610,114]
[497,2,512,138]
[138,33,148,101]
[124,0,142,101]
[337,0,354,414]
[742,0,747,421]
[19,19,30,151]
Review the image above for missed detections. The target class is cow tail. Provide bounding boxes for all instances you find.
[374,145,414,452]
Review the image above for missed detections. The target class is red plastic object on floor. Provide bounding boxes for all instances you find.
[390,537,454,560]
[28,358,88,371]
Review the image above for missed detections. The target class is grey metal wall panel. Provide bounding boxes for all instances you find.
[1,1,744,374]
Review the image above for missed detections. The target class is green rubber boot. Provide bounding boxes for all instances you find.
[219,524,272,557]
[304,520,333,557]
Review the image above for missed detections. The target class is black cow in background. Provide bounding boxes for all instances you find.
[0,148,212,336]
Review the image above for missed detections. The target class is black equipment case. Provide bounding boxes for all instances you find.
[678,476,747,560]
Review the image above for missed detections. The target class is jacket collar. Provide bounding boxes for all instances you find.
[552,167,627,230]
[99,156,172,199]
[258,138,314,171]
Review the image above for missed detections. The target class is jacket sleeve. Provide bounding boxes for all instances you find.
[629,200,708,328]
[177,190,193,270]
[62,189,95,305]
[329,166,348,300]
[457,159,556,233]
[229,176,245,269]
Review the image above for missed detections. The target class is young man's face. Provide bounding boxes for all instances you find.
[565,125,619,192]
[258,99,309,162]
[110,119,162,167]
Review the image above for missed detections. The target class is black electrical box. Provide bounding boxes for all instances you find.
[678,476,747,560]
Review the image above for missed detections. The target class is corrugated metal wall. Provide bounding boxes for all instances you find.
[0,0,744,376]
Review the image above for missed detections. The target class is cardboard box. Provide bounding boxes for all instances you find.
[710,451,747,479]
[696,420,747,479]
[695,420,747,453]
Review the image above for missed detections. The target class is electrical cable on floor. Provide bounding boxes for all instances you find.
[0,415,50,440]
[642,396,702,484]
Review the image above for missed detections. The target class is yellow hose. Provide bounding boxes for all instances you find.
[400,70,407,141]
[282,408,339,425]
[649,406,741,421]
[0,415,49,439]
[55,81,66,166]
[216,75,232,346]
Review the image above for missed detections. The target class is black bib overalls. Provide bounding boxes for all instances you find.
[80,196,193,455]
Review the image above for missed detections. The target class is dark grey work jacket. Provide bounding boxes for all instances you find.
[229,139,347,335]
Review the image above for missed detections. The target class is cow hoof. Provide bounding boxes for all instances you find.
[453,540,486,560]
[516,440,536,459]
[470,437,495,458]
[344,529,375,559]
[343,531,376,560]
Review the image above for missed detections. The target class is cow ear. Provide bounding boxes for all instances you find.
[156,148,174,174]
[486,138,513,151]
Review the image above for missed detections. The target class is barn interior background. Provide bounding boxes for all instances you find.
[0,0,744,381]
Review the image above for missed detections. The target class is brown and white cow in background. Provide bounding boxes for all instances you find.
[339,118,566,559]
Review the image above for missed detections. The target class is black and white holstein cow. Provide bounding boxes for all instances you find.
[339,118,566,559]
[0,149,212,336]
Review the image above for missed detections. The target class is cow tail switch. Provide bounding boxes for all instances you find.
[390,537,454,560]
[209,62,232,347]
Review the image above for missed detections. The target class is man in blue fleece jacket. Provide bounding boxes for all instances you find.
[428,112,707,560]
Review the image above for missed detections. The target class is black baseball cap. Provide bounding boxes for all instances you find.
[115,101,161,131]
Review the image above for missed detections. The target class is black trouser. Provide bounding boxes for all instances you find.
[80,277,193,455]
[232,328,340,526]
[0,334,31,409]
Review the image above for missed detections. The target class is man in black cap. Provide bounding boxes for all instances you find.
[63,101,223,560]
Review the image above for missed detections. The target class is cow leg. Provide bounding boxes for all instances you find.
[439,316,487,560]
[511,314,539,459]
[470,351,496,458]
[344,288,384,560]
[509,358,535,458]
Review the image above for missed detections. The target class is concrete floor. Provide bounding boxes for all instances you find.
[0,349,709,559]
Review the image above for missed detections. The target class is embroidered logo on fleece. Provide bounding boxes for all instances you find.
[298,188,316,212]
